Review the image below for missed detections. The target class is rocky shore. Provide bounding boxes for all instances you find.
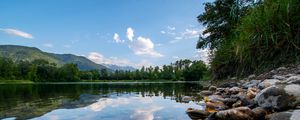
[186,65,300,120]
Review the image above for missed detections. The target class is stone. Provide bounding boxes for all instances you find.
[284,84,300,97]
[200,90,214,96]
[269,110,300,120]
[229,87,242,94]
[277,67,287,71]
[186,108,210,120]
[269,112,292,120]
[246,87,259,99]
[219,82,238,88]
[208,86,217,92]
[258,79,280,89]
[252,107,268,120]
[242,80,260,89]
[254,86,293,111]
[273,75,286,80]
[182,96,193,103]
[215,107,254,120]
[284,76,300,84]
[248,74,256,80]
[232,100,242,108]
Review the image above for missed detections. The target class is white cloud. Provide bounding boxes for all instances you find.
[43,43,53,48]
[127,27,134,41]
[167,26,176,31]
[160,31,166,34]
[0,28,33,39]
[63,45,71,48]
[88,52,130,66]
[129,36,163,58]
[130,106,163,120]
[194,48,210,64]
[113,33,124,43]
[172,56,179,59]
[87,52,153,68]
[89,98,130,112]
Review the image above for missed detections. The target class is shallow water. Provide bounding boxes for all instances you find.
[0,82,204,120]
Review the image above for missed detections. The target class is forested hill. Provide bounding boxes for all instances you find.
[0,45,107,71]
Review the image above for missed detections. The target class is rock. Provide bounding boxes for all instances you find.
[248,74,256,80]
[200,90,214,96]
[229,87,242,94]
[182,96,193,103]
[284,76,300,84]
[273,75,286,80]
[254,86,293,111]
[269,112,292,120]
[232,100,242,108]
[297,70,300,74]
[258,79,280,89]
[277,67,287,71]
[269,110,300,120]
[215,107,254,120]
[283,84,300,97]
[209,86,217,92]
[219,82,238,88]
[247,87,259,99]
[252,107,268,120]
[242,80,260,89]
[206,101,227,111]
[186,108,210,120]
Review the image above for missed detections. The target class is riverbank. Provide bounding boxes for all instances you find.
[0,79,209,84]
[187,65,300,120]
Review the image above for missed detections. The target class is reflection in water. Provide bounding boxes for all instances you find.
[0,82,203,120]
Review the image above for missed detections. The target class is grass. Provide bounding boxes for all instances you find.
[0,80,34,84]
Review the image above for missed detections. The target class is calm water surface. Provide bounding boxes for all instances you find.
[0,82,204,120]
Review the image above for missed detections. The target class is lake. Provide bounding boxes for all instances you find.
[0,82,205,120]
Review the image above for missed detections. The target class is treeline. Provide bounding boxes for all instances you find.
[197,0,300,79]
[0,57,80,82]
[80,59,210,81]
[0,57,209,82]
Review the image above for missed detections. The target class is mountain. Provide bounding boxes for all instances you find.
[0,45,107,70]
[104,64,136,71]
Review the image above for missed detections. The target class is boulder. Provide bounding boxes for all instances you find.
[182,96,193,103]
[215,107,254,120]
[242,80,260,89]
[269,110,300,120]
[186,108,210,120]
[229,87,242,94]
[284,76,300,84]
[248,74,256,80]
[200,90,214,96]
[258,79,280,89]
[272,75,286,80]
[219,82,238,88]
[254,86,293,111]
[252,107,268,120]
[208,86,217,92]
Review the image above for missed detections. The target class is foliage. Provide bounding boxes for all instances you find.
[198,0,300,79]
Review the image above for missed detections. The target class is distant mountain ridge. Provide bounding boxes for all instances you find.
[103,64,136,71]
[0,45,136,71]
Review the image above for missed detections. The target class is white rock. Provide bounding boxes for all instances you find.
[284,84,300,97]
[291,110,300,120]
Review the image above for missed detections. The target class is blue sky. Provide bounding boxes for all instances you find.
[0,0,211,68]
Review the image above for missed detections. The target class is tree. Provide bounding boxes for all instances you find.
[196,0,255,50]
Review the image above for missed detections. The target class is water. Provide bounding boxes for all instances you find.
[0,82,204,120]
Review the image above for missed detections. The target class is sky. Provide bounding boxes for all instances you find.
[0,0,211,68]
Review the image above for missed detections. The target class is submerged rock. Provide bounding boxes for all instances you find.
[215,107,254,120]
